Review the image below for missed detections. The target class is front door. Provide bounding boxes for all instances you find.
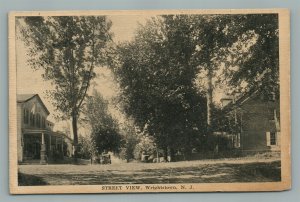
[23,134,41,160]
[33,142,41,159]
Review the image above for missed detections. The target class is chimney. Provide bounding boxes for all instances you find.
[220,95,234,108]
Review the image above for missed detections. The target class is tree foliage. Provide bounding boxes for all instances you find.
[224,14,279,98]
[78,134,97,159]
[118,121,140,162]
[84,91,122,154]
[112,16,208,159]
[187,15,238,129]
[133,135,156,160]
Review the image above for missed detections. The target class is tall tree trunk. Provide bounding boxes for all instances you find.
[163,147,168,162]
[207,68,213,134]
[183,144,191,161]
[72,113,78,162]
[169,147,175,162]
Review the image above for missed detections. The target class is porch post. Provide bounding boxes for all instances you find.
[40,132,47,164]
[49,134,52,155]
[61,137,64,159]
[61,137,64,154]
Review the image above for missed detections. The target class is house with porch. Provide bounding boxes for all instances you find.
[219,88,280,153]
[17,94,73,164]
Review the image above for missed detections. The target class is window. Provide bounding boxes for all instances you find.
[268,109,275,121]
[30,112,35,126]
[43,117,46,128]
[234,133,241,148]
[237,133,241,148]
[266,131,276,146]
[36,114,41,128]
[41,117,46,128]
[23,109,29,124]
[270,132,276,145]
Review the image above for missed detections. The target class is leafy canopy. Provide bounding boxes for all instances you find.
[112,15,207,153]
[84,91,122,154]
[20,16,113,118]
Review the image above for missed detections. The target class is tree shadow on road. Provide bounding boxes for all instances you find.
[18,172,48,186]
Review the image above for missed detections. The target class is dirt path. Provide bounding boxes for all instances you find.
[18,158,281,185]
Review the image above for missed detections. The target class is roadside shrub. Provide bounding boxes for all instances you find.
[133,135,156,160]
[77,135,96,160]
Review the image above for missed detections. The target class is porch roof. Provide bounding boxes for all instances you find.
[23,129,73,142]
[23,129,51,134]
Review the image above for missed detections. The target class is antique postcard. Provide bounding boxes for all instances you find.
[9,9,290,194]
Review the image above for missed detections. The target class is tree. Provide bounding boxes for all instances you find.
[19,16,112,160]
[78,134,97,159]
[224,14,279,98]
[84,91,122,154]
[188,15,243,133]
[112,16,207,160]
[181,14,279,134]
[185,14,279,154]
[118,120,140,162]
[133,135,156,160]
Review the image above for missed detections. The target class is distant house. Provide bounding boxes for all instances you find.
[17,94,73,164]
[219,88,280,152]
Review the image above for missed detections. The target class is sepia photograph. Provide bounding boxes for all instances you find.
[9,9,290,194]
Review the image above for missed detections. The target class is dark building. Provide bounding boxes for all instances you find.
[220,89,280,152]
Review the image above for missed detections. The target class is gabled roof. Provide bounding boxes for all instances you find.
[222,69,273,113]
[46,120,54,125]
[17,94,36,102]
[17,94,50,115]
[221,87,259,114]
